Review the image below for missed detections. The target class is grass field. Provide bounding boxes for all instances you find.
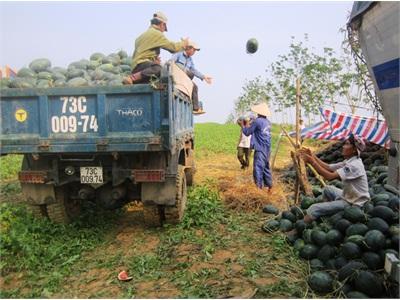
[0,122,321,298]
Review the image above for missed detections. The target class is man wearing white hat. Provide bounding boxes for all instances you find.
[123,12,189,84]
[241,102,273,190]
[170,40,212,115]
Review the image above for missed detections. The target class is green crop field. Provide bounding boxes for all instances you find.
[194,122,289,156]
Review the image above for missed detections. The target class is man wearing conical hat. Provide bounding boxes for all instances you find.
[241,102,273,191]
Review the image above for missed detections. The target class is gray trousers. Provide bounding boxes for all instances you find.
[307,185,350,219]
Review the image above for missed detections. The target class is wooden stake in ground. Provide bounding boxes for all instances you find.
[271,132,283,171]
[280,127,313,198]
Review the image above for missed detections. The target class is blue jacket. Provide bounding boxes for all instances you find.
[242,117,271,153]
[170,51,205,80]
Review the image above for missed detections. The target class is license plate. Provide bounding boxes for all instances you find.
[80,167,103,184]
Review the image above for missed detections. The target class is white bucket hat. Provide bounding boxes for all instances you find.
[187,40,200,51]
[251,102,271,117]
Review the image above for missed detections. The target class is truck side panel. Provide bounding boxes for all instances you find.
[0,85,172,153]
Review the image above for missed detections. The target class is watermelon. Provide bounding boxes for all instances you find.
[388,196,400,211]
[344,235,365,247]
[362,251,383,270]
[346,291,369,298]
[371,206,396,223]
[282,211,297,223]
[279,219,293,232]
[311,230,327,247]
[67,77,88,87]
[118,50,128,59]
[334,256,347,270]
[17,67,36,78]
[294,220,307,234]
[261,220,279,233]
[346,223,369,236]
[90,52,106,61]
[300,244,319,260]
[308,271,334,294]
[367,217,389,233]
[335,218,352,233]
[354,270,383,298]
[341,242,361,259]
[317,245,336,262]
[37,71,53,81]
[29,58,51,72]
[262,204,279,215]
[338,261,367,282]
[326,229,343,246]
[9,77,35,88]
[344,206,366,223]
[372,193,390,203]
[294,238,305,252]
[364,230,386,251]
[310,258,324,270]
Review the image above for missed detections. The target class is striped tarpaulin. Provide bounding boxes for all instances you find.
[290,108,390,148]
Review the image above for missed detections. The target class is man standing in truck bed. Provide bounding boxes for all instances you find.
[123,12,189,84]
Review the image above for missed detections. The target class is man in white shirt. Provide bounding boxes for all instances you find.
[237,117,252,169]
[299,134,370,223]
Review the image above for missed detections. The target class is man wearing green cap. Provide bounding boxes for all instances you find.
[123,12,189,84]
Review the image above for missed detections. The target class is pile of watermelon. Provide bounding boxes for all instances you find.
[0,51,133,89]
[263,141,399,298]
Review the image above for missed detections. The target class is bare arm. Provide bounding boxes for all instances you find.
[301,153,340,181]
[299,148,331,172]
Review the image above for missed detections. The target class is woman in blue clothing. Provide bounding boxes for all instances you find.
[241,103,273,191]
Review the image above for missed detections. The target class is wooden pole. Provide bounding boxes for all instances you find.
[296,78,301,147]
[281,125,326,188]
[271,132,283,171]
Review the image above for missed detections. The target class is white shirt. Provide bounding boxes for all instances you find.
[238,132,251,148]
[329,156,370,206]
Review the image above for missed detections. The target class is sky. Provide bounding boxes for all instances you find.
[0,1,354,124]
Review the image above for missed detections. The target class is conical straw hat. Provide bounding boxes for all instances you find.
[250,102,271,117]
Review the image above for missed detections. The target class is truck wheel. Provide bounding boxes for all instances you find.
[47,187,81,224]
[143,204,162,227]
[26,204,47,218]
[164,165,187,224]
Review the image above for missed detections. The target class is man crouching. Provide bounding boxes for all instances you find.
[298,134,370,224]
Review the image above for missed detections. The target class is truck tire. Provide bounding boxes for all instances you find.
[143,204,162,227]
[164,165,187,224]
[47,186,81,224]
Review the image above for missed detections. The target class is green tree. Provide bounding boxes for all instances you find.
[232,34,373,121]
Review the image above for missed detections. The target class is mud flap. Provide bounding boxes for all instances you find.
[141,177,176,206]
[21,183,56,205]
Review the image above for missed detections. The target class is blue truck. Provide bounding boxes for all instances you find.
[0,64,195,226]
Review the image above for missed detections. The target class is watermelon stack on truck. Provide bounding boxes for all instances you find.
[0,63,196,226]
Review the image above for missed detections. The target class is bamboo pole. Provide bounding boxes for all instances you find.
[271,132,283,171]
[296,78,301,147]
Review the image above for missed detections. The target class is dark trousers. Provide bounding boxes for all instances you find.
[237,147,251,168]
[133,62,162,83]
[253,151,272,189]
[186,71,200,110]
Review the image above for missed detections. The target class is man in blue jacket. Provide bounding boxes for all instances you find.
[170,40,212,115]
[241,102,273,191]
